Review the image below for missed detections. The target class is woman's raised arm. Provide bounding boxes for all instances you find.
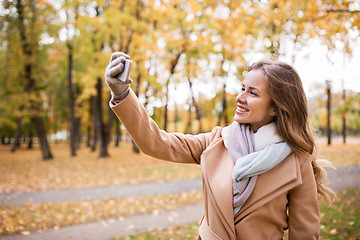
[105,52,214,164]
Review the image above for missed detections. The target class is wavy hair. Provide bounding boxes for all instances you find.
[248,60,336,205]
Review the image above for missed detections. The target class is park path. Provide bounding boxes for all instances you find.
[0,179,202,207]
[1,165,359,240]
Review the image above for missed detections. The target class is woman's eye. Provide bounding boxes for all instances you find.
[241,87,245,92]
[250,91,258,96]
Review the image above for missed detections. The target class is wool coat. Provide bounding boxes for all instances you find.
[111,90,320,240]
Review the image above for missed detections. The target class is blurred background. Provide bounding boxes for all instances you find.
[0,0,359,239]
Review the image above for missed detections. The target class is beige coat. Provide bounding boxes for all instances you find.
[111,90,320,240]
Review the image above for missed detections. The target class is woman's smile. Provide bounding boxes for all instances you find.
[236,104,249,114]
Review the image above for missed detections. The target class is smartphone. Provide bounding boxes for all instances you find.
[117,59,132,82]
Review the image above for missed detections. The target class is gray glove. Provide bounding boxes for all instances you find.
[105,52,133,103]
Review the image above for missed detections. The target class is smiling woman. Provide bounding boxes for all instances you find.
[104,53,336,240]
[234,69,276,133]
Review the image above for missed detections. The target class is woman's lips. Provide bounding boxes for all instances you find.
[236,105,249,114]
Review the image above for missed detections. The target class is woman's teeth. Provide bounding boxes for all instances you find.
[237,107,248,112]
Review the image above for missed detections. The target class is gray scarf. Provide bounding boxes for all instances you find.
[222,122,292,216]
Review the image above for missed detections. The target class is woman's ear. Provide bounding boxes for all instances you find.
[270,106,277,118]
[271,108,276,116]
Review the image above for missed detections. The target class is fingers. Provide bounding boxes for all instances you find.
[109,63,124,77]
[107,52,130,78]
[111,52,130,62]
[109,57,125,77]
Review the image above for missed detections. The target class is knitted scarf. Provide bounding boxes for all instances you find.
[222,122,292,216]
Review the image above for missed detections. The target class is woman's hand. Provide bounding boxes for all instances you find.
[105,52,133,101]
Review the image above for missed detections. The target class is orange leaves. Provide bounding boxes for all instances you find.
[0,192,202,235]
[0,142,201,192]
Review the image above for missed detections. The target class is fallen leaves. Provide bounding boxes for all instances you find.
[0,142,201,192]
[317,142,360,166]
[0,191,202,235]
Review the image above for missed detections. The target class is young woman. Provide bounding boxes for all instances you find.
[104,52,335,239]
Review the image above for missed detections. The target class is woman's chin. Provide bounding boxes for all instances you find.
[233,115,248,124]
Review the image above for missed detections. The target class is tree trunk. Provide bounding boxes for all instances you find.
[115,121,121,147]
[11,117,23,152]
[91,95,97,152]
[16,0,53,160]
[187,77,202,133]
[326,80,331,145]
[67,43,76,156]
[217,82,229,126]
[75,117,81,149]
[106,107,115,146]
[27,130,33,149]
[174,101,178,132]
[164,51,184,132]
[132,139,140,153]
[164,79,170,132]
[87,126,91,148]
[94,77,109,157]
[135,70,141,97]
[185,103,192,134]
[32,116,53,159]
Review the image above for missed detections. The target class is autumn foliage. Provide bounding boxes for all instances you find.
[0,0,359,158]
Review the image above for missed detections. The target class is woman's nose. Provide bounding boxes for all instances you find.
[236,93,246,103]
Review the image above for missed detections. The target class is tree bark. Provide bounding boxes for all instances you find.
[187,77,202,133]
[91,96,97,152]
[32,116,53,159]
[106,107,115,146]
[164,79,170,132]
[164,51,183,132]
[94,77,109,157]
[16,0,53,160]
[87,126,91,148]
[67,43,76,156]
[75,116,81,149]
[27,129,33,149]
[185,103,192,134]
[217,82,229,126]
[11,117,23,152]
[326,80,332,145]
[115,121,121,147]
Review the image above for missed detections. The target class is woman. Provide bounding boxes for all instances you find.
[104,52,335,239]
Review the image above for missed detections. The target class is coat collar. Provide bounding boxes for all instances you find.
[201,139,303,235]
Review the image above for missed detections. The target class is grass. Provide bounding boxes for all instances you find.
[114,222,200,240]
[115,188,360,240]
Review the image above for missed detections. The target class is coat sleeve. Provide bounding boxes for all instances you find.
[110,90,213,164]
[287,154,320,240]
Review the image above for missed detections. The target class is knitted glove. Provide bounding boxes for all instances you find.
[105,52,133,104]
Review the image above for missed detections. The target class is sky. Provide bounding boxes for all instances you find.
[168,38,360,108]
[281,38,360,96]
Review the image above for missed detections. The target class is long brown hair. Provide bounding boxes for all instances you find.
[248,60,336,205]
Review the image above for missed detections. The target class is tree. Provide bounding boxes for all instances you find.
[1,0,58,159]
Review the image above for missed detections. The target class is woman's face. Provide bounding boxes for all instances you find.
[234,69,276,133]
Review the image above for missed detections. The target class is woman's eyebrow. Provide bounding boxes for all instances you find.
[249,86,260,92]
